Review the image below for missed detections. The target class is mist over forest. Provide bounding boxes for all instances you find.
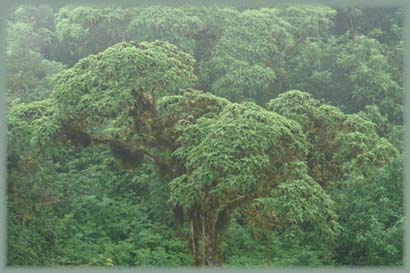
[6,4,403,266]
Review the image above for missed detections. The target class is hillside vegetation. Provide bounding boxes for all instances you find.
[6,4,403,266]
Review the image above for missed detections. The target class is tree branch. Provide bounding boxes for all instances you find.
[223,195,253,210]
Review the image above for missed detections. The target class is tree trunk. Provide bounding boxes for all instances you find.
[202,229,222,266]
[188,205,226,266]
[188,207,201,266]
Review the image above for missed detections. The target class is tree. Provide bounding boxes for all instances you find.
[288,33,402,124]
[169,101,338,265]
[267,91,401,266]
[54,6,132,65]
[6,21,65,104]
[127,6,204,54]
[198,6,335,104]
[51,40,196,153]
[267,90,398,184]
[331,156,403,265]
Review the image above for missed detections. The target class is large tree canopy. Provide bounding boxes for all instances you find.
[51,41,196,159]
[170,101,338,265]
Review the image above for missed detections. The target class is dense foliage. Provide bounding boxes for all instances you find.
[6,4,403,267]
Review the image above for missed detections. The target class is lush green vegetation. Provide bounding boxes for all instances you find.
[6,4,403,267]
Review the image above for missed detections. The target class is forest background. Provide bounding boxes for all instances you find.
[3,2,405,267]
